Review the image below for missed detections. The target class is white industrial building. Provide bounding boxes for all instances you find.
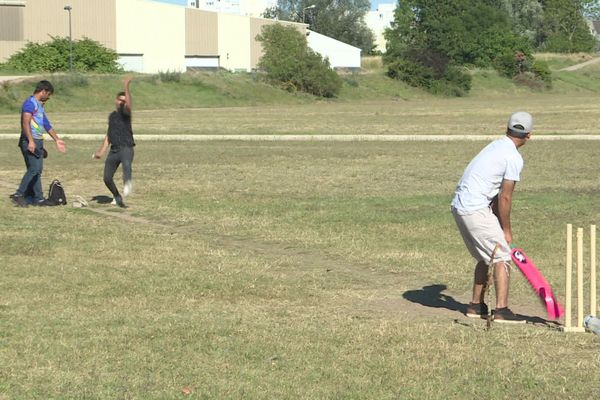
[365,2,395,53]
[307,31,361,70]
[187,0,276,17]
[0,0,360,73]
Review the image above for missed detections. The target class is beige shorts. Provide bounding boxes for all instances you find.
[452,207,511,264]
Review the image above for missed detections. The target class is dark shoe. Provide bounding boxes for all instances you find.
[466,302,488,318]
[492,307,526,324]
[10,194,28,208]
[32,199,53,207]
[114,195,127,208]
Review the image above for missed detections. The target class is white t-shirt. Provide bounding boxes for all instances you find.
[451,136,523,215]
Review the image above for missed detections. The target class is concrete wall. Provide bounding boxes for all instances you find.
[217,12,250,71]
[116,0,186,72]
[0,3,24,41]
[0,0,116,62]
[186,8,219,56]
[306,30,361,69]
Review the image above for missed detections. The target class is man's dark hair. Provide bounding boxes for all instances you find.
[116,91,126,98]
[34,80,54,94]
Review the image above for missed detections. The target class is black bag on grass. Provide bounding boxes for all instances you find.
[47,179,67,205]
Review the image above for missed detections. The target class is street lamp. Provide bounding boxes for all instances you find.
[302,4,316,25]
[63,5,73,72]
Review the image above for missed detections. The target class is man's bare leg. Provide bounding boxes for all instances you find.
[494,261,510,308]
[472,260,489,304]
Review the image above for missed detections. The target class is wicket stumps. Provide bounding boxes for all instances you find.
[563,224,597,333]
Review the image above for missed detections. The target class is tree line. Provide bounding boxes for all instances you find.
[383,0,599,95]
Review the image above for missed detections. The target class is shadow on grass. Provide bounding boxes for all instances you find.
[403,284,563,329]
[403,284,468,314]
[91,195,112,204]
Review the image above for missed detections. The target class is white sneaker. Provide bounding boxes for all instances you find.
[111,198,117,205]
[123,180,132,197]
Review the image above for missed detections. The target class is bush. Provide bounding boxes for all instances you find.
[386,53,471,97]
[494,51,551,88]
[513,72,545,90]
[529,60,552,87]
[439,66,472,96]
[256,24,342,98]
[158,70,182,83]
[386,58,435,88]
[2,36,121,73]
[494,52,524,78]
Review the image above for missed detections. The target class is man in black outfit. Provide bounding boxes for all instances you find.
[93,76,135,208]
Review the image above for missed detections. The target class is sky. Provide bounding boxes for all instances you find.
[152,0,397,11]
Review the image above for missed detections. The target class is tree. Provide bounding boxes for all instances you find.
[582,0,600,19]
[501,0,598,51]
[383,0,536,95]
[263,0,374,53]
[537,0,597,52]
[501,0,544,44]
[256,23,342,97]
[386,0,531,67]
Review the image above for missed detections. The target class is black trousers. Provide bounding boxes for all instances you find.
[104,146,134,197]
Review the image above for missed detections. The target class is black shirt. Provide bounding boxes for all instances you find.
[108,104,135,149]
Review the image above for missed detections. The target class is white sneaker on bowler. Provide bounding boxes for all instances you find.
[123,180,133,197]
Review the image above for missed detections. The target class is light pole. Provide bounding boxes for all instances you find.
[63,5,73,72]
[302,4,315,25]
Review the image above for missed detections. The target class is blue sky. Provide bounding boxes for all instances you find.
[152,0,397,11]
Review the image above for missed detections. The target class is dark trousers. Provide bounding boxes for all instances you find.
[103,146,134,197]
[17,138,44,202]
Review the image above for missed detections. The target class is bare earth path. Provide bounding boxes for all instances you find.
[0,75,32,83]
[560,56,600,71]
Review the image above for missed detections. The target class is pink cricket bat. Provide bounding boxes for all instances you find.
[511,246,564,320]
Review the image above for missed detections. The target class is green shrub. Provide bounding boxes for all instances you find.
[343,77,359,87]
[494,52,523,78]
[512,72,545,90]
[494,51,551,88]
[72,38,121,73]
[3,36,121,73]
[386,55,470,97]
[386,59,435,88]
[256,24,342,98]
[159,70,182,83]
[529,60,552,86]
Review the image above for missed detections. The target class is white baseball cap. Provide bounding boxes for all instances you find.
[507,111,533,136]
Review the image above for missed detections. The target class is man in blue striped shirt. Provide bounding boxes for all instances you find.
[11,80,66,207]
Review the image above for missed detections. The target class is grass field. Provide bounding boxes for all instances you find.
[1,136,600,399]
[2,57,600,398]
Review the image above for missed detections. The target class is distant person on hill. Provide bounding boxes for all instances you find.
[451,111,533,324]
[93,76,135,208]
[10,80,66,207]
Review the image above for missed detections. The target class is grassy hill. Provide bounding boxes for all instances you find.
[1,54,599,114]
